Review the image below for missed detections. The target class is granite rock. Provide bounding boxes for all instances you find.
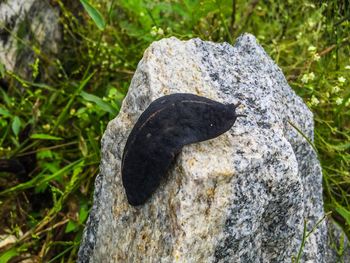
[79,34,332,262]
[0,0,61,79]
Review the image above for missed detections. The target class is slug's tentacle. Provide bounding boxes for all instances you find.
[122,93,243,206]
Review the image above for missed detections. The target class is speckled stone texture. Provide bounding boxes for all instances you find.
[0,0,61,79]
[79,34,333,262]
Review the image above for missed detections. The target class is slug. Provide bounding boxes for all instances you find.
[121,93,243,206]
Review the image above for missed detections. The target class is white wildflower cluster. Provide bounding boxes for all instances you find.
[313,53,320,61]
[332,76,347,106]
[338,76,346,84]
[331,86,340,94]
[308,45,320,62]
[307,18,316,28]
[335,98,343,105]
[150,26,164,37]
[310,95,319,106]
[301,72,315,83]
[304,2,316,8]
[308,45,317,52]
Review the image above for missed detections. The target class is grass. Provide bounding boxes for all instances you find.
[0,0,349,261]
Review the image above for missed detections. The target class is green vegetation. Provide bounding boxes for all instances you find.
[0,0,349,261]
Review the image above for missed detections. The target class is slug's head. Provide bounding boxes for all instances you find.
[225,102,246,123]
[206,101,245,139]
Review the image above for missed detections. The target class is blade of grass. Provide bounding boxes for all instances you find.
[80,0,106,30]
[0,247,19,263]
[11,116,21,137]
[47,243,78,263]
[0,159,83,195]
[0,107,11,117]
[215,0,234,44]
[288,120,318,154]
[80,91,118,115]
[293,212,331,262]
[30,134,64,141]
[15,141,78,157]
[53,71,95,132]
[293,219,308,263]
[15,161,87,245]
[336,205,350,226]
[87,130,100,160]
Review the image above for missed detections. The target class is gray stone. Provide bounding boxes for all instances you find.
[325,220,350,262]
[0,0,61,79]
[78,34,339,262]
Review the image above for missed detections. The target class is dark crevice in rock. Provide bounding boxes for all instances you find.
[0,14,16,44]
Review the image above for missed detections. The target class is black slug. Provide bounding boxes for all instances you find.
[121,93,243,206]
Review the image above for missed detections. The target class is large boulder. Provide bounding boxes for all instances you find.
[79,34,336,262]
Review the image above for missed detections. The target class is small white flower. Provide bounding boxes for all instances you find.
[150,26,157,36]
[335,98,343,105]
[301,74,309,83]
[310,95,319,106]
[157,28,164,36]
[309,72,315,81]
[313,53,320,61]
[345,65,350,70]
[301,72,316,83]
[338,76,346,83]
[308,18,316,28]
[308,45,317,52]
[331,86,340,94]
[305,2,316,8]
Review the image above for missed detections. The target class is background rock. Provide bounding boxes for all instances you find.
[79,34,334,262]
[0,0,61,80]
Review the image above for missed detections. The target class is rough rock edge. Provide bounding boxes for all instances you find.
[77,174,103,262]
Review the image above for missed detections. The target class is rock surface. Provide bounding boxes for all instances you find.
[79,34,333,262]
[0,0,61,79]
